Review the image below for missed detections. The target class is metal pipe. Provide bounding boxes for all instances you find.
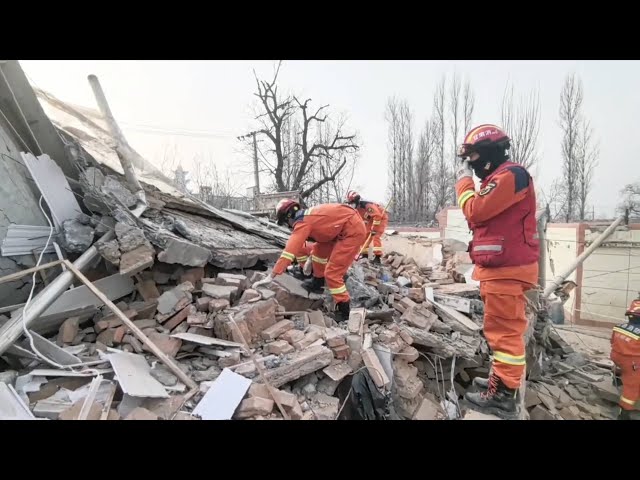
[0,231,114,356]
[542,215,626,299]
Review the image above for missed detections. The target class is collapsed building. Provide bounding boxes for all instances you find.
[0,61,631,420]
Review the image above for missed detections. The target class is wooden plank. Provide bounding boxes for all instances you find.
[0,260,62,286]
[433,293,471,314]
[191,368,251,420]
[30,368,112,377]
[21,152,82,229]
[427,299,480,336]
[28,330,81,366]
[78,376,103,420]
[63,260,197,390]
[171,332,243,348]
[107,352,169,399]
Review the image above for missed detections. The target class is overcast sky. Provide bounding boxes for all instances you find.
[20,60,640,218]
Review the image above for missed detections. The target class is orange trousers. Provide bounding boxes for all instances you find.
[481,279,529,389]
[311,215,366,303]
[611,353,640,410]
[361,219,388,257]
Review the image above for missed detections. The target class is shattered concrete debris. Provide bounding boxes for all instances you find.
[61,218,95,253]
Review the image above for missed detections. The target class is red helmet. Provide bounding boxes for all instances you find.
[275,198,300,225]
[457,124,510,158]
[346,190,360,204]
[626,298,640,317]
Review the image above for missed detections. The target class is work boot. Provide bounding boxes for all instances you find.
[464,374,519,420]
[618,409,632,420]
[287,265,307,281]
[335,301,351,322]
[301,276,324,294]
[473,376,490,390]
[371,256,382,265]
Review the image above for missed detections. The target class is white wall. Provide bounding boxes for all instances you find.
[444,209,472,244]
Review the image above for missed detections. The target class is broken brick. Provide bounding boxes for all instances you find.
[394,297,417,314]
[399,330,414,345]
[393,358,418,387]
[265,340,295,355]
[400,345,420,363]
[96,328,117,347]
[59,399,102,420]
[163,305,195,331]
[287,400,304,420]
[208,298,230,312]
[196,296,212,311]
[124,407,159,420]
[119,245,155,276]
[95,309,137,332]
[308,311,326,327]
[239,289,261,304]
[362,349,390,389]
[248,384,297,409]
[124,335,144,353]
[347,308,365,334]
[346,334,362,353]
[132,319,157,330]
[137,279,160,302]
[280,329,305,344]
[202,284,238,302]
[408,288,425,303]
[397,376,424,399]
[322,362,353,381]
[58,317,80,344]
[331,345,351,360]
[235,397,274,419]
[187,312,208,325]
[180,267,205,288]
[113,325,127,344]
[188,326,212,336]
[142,332,182,357]
[327,336,347,348]
[293,330,323,350]
[261,320,295,341]
[218,352,242,368]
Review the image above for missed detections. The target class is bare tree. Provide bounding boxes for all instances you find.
[501,82,541,170]
[462,79,474,135]
[619,181,640,220]
[192,154,243,209]
[415,119,437,221]
[558,73,598,222]
[250,62,360,200]
[559,73,584,222]
[432,77,449,213]
[575,119,598,220]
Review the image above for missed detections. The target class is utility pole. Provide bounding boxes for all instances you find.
[237,130,260,196]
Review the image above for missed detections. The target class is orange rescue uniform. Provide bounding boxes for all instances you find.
[455,166,538,390]
[611,303,640,410]
[272,204,367,303]
[294,241,314,265]
[355,201,389,257]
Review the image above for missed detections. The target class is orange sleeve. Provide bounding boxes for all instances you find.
[370,204,385,234]
[455,169,529,224]
[272,222,312,275]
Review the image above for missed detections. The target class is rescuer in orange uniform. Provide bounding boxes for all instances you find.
[610,298,640,420]
[254,199,366,321]
[345,191,389,264]
[288,241,315,279]
[454,124,539,419]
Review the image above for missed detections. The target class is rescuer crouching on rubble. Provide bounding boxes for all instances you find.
[610,298,640,420]
[345,190,389,264]
[252,199,366,322]
[455,124,540,419]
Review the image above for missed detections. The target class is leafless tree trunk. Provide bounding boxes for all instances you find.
[558,73,597,222]
[463,79,474,136]
[415,119,436,221]
[619,181,640,220]
[501,82,541,170]
[385,97,400,215]
[448,73,461,204]
[559,73,583,222]
[432,77,449,213]
[576,119,598,220]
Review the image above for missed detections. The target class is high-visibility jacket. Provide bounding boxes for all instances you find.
[611,322,640,359]
[355,200,388,234]
[455,161,539,283]
[272,204,364,276]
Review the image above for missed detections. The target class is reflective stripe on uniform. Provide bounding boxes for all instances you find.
[372,220,381,225]
[621,396,636,405]
[329,285,347,295]
[493,351,526,366]
[614,326,640,341]
[458,190,475,209]
[280,251,295,261]
[312,255,328,265]
[474,245,502,252]
[297,256,309,263]
[372,247,383,252]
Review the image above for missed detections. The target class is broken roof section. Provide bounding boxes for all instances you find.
[33,87,291,270]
